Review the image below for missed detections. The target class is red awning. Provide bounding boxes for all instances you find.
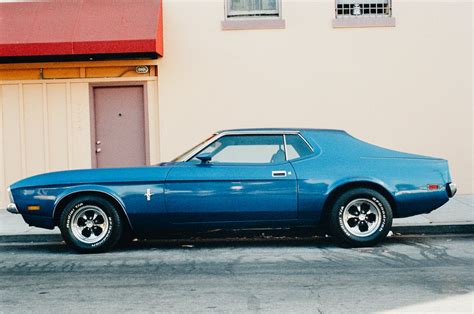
[0,0,163,62]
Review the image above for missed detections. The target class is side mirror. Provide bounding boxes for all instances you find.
[196,152,212,164]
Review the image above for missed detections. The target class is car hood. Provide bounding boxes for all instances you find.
[10,165,173,190]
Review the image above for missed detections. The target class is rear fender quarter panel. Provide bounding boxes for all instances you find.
[291,155,450,220]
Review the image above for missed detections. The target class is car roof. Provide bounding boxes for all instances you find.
[217,128,346,134]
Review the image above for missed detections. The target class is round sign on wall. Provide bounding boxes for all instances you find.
[135,66,149,74]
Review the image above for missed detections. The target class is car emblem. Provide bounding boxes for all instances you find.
[144,188,153,201]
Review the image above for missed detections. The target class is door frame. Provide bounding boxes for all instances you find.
[164,160,298,224]
[89,81,150,168]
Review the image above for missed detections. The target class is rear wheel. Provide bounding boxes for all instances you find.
[59,196,123,253]
[329,188,392,247]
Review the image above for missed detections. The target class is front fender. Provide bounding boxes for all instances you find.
[52,184,130,228]
[54,185,126,214]
[14,184,130,230]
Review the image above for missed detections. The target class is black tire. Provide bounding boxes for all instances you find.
[59,195,123,253]
[329,188,392,247]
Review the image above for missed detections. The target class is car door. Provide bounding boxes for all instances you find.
[164,134,297,224]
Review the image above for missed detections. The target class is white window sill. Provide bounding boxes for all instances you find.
[221,18,286,31]
[333,17,396,28]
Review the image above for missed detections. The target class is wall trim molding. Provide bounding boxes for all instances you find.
[222,18,286,31]
[333,17,396,28]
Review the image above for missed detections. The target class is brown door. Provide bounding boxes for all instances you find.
[93,85,147,168]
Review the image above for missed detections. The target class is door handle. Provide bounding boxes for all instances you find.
[272,170,287,177]
[96,148,101,153]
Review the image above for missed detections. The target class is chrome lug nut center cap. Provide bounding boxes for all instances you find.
[86,220,94,228]
[342,199,382,238]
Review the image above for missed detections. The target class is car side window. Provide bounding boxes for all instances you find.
[285,134,313,160]
[191,135,285,164]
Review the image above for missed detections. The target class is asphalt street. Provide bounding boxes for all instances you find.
[0,235,473,313]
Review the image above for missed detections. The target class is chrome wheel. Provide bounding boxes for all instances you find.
[342,198,382,237]
[71,206,109,244]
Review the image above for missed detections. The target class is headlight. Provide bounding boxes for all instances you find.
[7,187,14,203]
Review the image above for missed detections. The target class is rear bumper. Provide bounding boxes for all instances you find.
[447,182,457,198]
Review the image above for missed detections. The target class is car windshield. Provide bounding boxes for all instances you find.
[171,133,218,162]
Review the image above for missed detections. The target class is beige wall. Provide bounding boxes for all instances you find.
[157,0,473,194]
[0,0,472,207]
[0,77,159,205]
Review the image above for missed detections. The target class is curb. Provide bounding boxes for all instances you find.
[391,224,474,235]
[0,234,63,243]
[0,224,473,243]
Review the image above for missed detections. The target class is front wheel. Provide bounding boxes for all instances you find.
[59,196,123,253]
[329,188,393,247]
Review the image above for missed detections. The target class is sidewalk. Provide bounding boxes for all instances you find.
[392,194,474,234]
[0,195,472,239]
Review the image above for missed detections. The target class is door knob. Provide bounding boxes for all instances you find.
[96,140,101,145]
[96,148,101,153]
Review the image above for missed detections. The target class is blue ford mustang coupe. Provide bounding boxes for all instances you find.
[7,128,456,252]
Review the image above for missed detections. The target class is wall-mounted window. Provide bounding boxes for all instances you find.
[227,0,280,18]
[336,0,391,18]
[222,0,286,31]
[333,0,396,28]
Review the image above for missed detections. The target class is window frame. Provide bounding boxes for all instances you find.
[225,0,282,19]
[183,131,314,164]
[190,134,286,164]
[284,134,314,161]
[335,0,392,19]
[333,0,395,28]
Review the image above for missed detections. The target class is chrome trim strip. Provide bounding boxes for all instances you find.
[297,133,314,152]
[7,187,14,203]
[181,133,224,162]
[52,190,134,231]
[218,130,300,135]
[283,134,289,161]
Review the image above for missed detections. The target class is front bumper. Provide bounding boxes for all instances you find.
[6,187,19,214]
[447,182,457,198]
[6,203,19,214]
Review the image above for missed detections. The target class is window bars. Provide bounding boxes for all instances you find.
[335,0,392,18]
[227,0,280,18]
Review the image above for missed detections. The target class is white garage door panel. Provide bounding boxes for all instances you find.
[23,84,46,176]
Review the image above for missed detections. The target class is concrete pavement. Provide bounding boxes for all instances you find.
[0,195,472,238]
[0,235,472,313]
[1,197,472,313]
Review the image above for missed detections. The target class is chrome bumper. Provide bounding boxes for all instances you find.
[447,183,457,198]
[6,203,19,214]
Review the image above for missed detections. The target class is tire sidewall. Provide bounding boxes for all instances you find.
[60,196,123,253]
[330,188,393,246]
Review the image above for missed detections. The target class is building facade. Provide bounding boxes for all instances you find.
[0,0,472,207]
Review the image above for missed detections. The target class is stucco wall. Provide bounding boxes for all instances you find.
[157,0,473,194]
